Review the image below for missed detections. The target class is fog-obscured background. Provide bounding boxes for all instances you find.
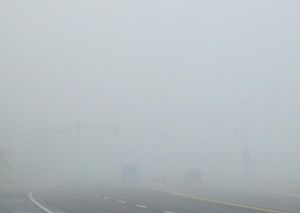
[1,0,300,191]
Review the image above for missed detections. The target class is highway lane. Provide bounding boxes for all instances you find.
[0,185,45,213]
[28,186,292,213]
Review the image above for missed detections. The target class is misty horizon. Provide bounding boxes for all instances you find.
[1,0,300,195]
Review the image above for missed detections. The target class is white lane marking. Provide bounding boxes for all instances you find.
[28,191,54,213]
[104,196,111,200]
[162,211,176,213]
[89,192,93,195]
[118,200,127,204]
[165,191,286,213]
[136,204,147,208]
[95,194,100,197]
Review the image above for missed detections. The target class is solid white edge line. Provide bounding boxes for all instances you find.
[28,190,54,213]
[136,204,147,208]
[162,211,176,213]
[118,200,127,204]
[104,196,111,200]
[164,190,286,213]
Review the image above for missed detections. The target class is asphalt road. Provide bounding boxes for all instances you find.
[22,185,296,213]
[0,186,300,213]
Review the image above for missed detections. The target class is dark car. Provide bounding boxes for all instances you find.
[121,164,141,183]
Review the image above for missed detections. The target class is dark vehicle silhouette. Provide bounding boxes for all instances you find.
[121,164,141,183]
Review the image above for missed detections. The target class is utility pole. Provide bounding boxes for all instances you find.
[241,126,251,184]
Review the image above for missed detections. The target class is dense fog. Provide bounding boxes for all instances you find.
[1,0,300,192]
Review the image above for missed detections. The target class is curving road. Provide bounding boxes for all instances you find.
[25,185,297,213]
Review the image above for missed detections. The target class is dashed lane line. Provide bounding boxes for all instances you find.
[136,204,148,208]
